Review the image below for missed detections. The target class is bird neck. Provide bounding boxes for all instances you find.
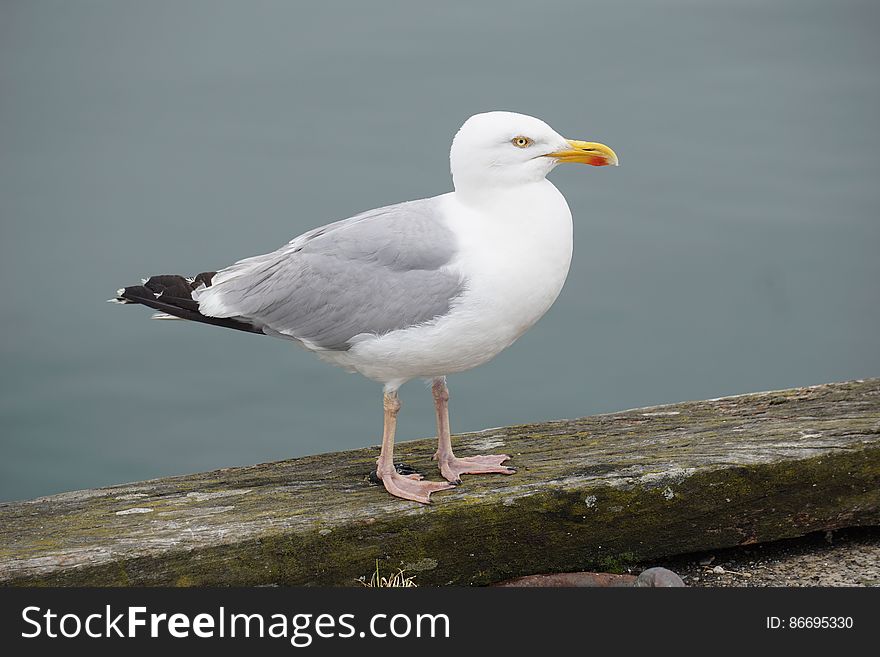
[451,159,558,206]
[451,178,558,212]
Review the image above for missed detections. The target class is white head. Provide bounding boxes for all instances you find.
[449,111,617,198]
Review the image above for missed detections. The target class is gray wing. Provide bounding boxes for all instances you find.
[193,197,464,351]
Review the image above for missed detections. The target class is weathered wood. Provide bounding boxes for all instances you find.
[1,379,878,586]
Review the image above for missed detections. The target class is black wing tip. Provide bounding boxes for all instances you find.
[112,271,262,335]
[114,271,217,303]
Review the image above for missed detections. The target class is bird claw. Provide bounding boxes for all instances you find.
[376,469,455,504]
[434,453,516,484]
[368,462,420,485]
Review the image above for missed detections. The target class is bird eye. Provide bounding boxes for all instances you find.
[511,136,533,148]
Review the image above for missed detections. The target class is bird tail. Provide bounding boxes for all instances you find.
[111,272,263,335]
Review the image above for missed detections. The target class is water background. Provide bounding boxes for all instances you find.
[2,0,878,501]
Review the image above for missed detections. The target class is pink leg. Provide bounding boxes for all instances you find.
[431,377,515,484]
[376,390,455,504]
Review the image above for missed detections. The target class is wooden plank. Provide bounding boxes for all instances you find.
[1,379,878,586]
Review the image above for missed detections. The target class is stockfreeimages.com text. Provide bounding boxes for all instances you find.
[21,605,450,646]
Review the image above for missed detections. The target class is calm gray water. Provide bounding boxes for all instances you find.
[1,1,878,502]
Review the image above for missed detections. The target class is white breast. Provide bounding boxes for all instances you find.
[327,181,574,387]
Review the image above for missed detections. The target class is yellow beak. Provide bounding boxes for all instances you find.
[544,139,619,167]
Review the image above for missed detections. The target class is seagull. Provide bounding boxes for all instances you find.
[113,111,617,503]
